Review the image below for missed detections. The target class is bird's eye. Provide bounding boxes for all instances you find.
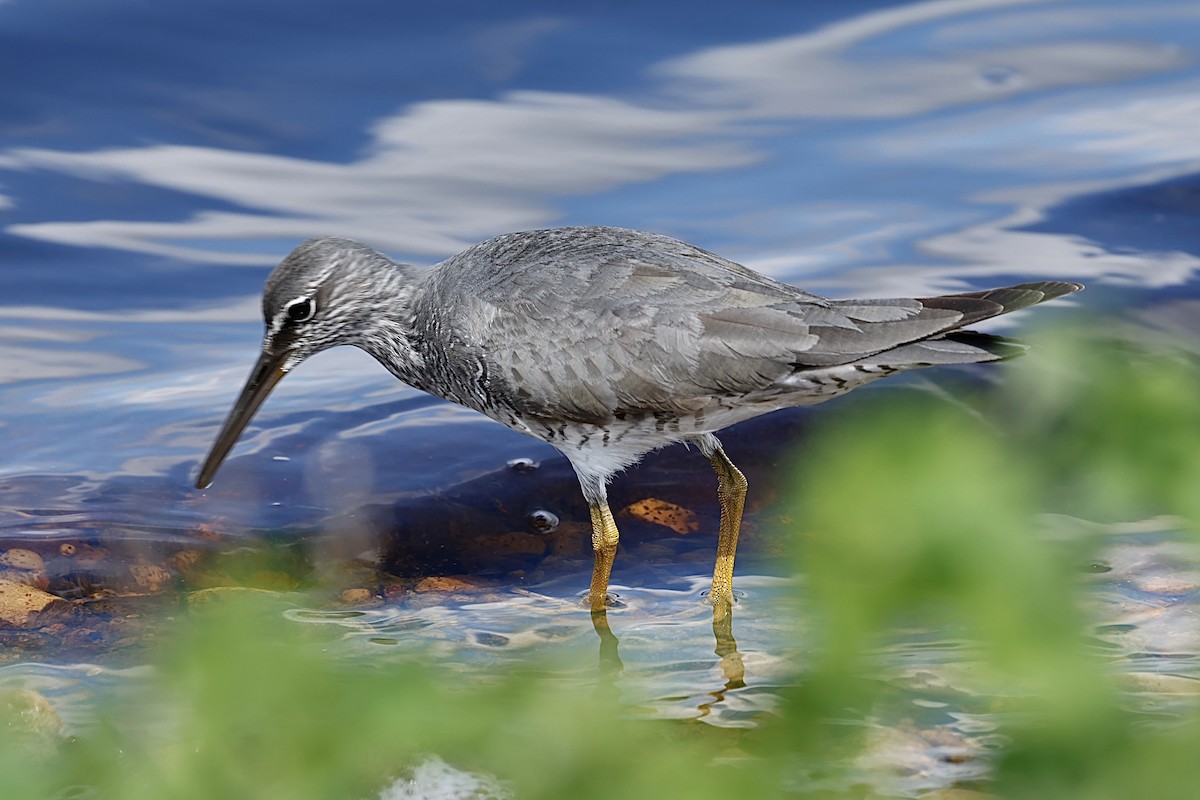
[285,297,315,322]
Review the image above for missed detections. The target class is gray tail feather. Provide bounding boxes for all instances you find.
[919,281,1084,329]
[852,331,1029,368]
[848,281,1079,369]
[939,331,1029,361]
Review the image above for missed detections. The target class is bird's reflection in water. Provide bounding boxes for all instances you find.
[699,601,746,718]
[711,601,747,689]
[590,607,624,682]
[589,599,747,715]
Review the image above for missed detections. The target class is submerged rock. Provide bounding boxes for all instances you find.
[0,549,46,572]
[185,586,290,609]
[0,548,50,590]
[0,688,65,758]
[413,576,478,593]
[0,580,72,629]
[339,587,380,607]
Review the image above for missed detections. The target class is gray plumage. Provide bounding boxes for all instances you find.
[197,226,1081,608]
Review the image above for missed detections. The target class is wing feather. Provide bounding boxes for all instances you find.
[417,227,1080,422]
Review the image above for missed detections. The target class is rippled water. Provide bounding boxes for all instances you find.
[3,0,1200,794]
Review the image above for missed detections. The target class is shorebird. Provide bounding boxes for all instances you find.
[195,226,1081,613]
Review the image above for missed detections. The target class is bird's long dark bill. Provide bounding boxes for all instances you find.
[196,351,288,490]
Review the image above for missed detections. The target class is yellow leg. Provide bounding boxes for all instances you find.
[706,444,748,612]
[587,501,620,612]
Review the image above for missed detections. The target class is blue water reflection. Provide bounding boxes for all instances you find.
[0,1,1199,766]
[0,0,1195,474]
[4,0,1198,290]
[0,0,1196,551]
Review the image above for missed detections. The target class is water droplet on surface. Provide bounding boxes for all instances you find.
[291,609,367,620]
[978,65,1021,88]
[526,509,559,532]
[700,588,746,602]
[506,457,539,472]
[576,590,626,609]
[474,632,509,648]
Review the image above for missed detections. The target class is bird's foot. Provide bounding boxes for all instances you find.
[700,587,742,607]
[578,591,625,611]
[701,588,742,624]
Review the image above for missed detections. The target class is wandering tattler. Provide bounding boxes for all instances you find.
[196,226,1081,613]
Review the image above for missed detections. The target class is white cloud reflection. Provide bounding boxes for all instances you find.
[0,343,141,384]
[931,2,1200,43]
[0,0,1196,290]
[825,78,1200,295]
[923,169,1200,291]
[4,95,752,264]
[1051,89,1200,165]
[655,1,1182,119]
[869,80,1200,174]
[0,297,261,324]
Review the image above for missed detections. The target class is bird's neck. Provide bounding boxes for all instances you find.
[354,262,428,387]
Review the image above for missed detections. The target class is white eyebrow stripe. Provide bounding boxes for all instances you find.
[284,295,317,319]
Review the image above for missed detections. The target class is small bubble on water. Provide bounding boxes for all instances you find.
[475,632,510,648]
[700,588,746,602]
[272,455,290,462]
[978,65,1021,88]
[506,457,539,472]
[527,509,559,532]
[291,609,366,620]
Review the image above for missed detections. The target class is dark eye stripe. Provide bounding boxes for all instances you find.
[286,297,315,322]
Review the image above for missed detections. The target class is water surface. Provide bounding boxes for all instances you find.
[2,0,1200,794]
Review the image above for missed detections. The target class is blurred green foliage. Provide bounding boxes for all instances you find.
[785,325,1200,798]
[2,325,1199,799]
[1,592,776,799]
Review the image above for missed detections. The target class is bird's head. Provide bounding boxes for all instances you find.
[195,237,411,489]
